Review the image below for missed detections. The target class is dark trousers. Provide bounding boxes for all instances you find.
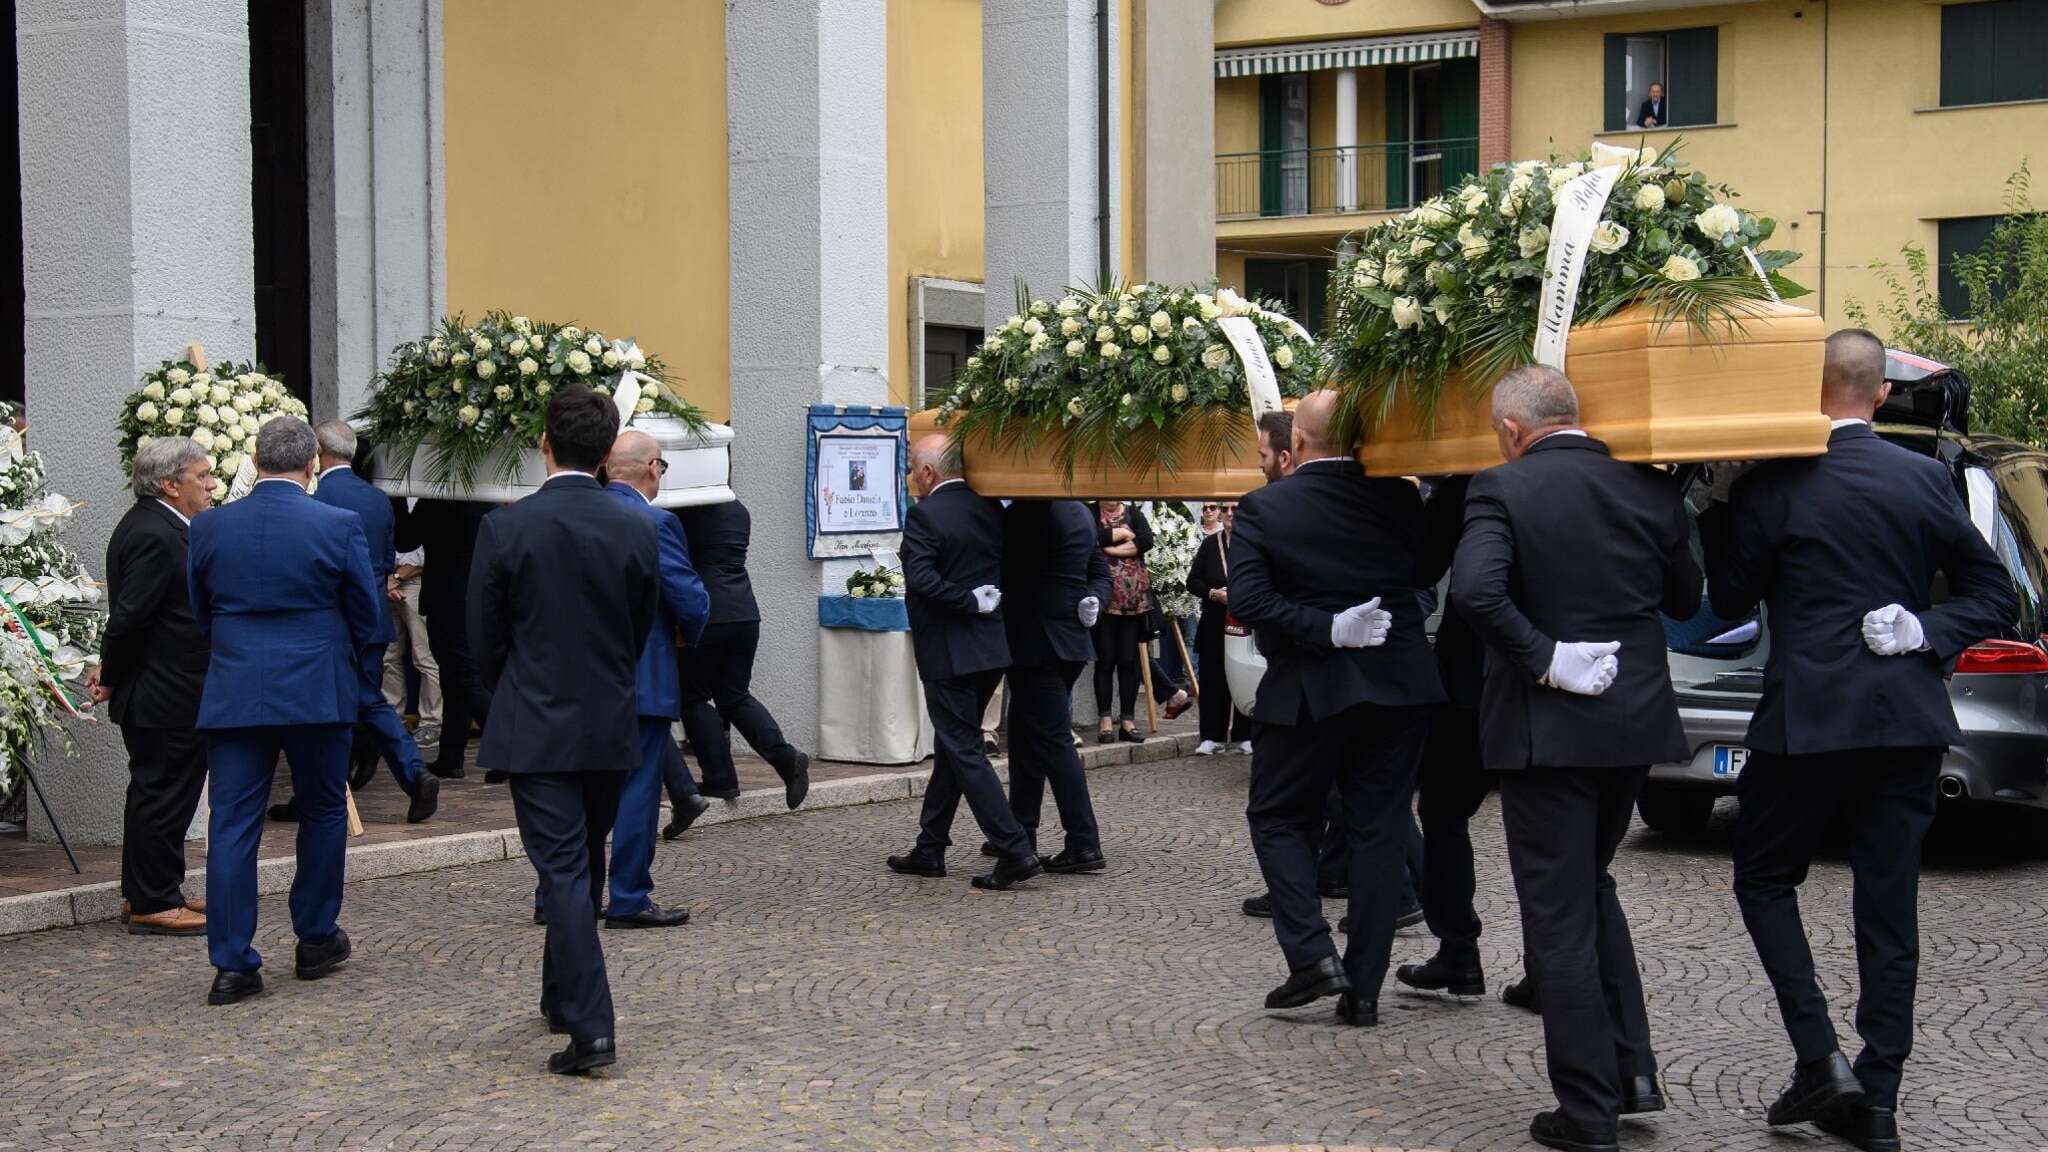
[204,724,353,973]
[1733,747,1941,1109]
[1247,701,1430,1004]
[1091,614,1144,720]
[677,620,799,795]
[424,608,490,770]
[356,643,423,791]
[606,721,670,917]
[1314,788,1422,905]
[510,770,626,1044]
[659,733,701,807]
[913,670,1032,862]
[1498,765,1656,1130]
[1004,660,1099,856]
[1417,705,1493,967]
[119,724,208,915]
[1194,628,1249,744]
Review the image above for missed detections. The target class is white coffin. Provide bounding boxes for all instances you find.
[368,416,735,507]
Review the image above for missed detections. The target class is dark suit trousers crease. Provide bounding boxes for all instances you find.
[1498,765,1656,1128]
[424,608,490,769]
[120,724,208,914]
[1246,702,1429,1004]
[1194,628,1248,744]
[1418,705,1492,966]
[914,670,1031,861]
[510,771,625,1044]
[1003,660,1100,856]
[678,620,797,796]
[1732,747,1940,1109]
[1314,788,1422,904]
[205,725,352,974]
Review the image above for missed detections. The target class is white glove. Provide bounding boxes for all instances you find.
[1542,640,1621,696]
[1329,598,1392,649]
[1861,604,1928,656]
[1077,595,1101,628]
[972,584,1002,615]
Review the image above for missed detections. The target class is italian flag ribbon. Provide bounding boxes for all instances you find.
[0,588,93,720]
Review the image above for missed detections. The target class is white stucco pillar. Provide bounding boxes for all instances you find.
[17,0,256,843]
[727,0,890,753]
[1135,0,1213,284]
[1334,67,1360,213]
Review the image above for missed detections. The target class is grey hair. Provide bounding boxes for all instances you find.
[131,435,208,499]
[314,420,357,461]
[255,416,320,475]
[1492,364,1581,428]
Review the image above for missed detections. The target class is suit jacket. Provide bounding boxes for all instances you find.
[676,498,761,625]
[1000,500,1110,668]
[187,480,381,730]
[607,482,709,719]
[469,474,658,776]
[1423,476,1486,711]
[1185,528,1233,647]
[412,498,493,616]
[100,498,209,728]
[1638,98,1667,127]
[1705,423,2015,754]
[1454,435,1702,773]
[312,465,397,644]
[903,479,1009,682]
[1227,458,1447,724]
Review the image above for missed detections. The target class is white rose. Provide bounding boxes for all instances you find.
[401,400,416,416]
[1412,199,1455,227]
[1663,178,1689,204]
[1483,285,1508,313]
[1518,224,1550,259]
[1660,254,1702,282]
[193,373,214,388]
[476,359,498,379]
[1065,339,1086,358]
[602,348,622,369]
[1128,324,1151,345]
[1272,344,1294,369]
[1028,332,1050,353]
[1548,167,1577,192]
[1066,397,1086,417]
[1120,393,1135,407]
[136,435,153,449]
[1149,311,1171,333]
[191,427,215,450]
[1409,236,1433,258]
[849,585,868,599]
[1383,263,1408,289]
[1114,306,1136,324]
[1003,376,1022,394]
[473,336,492,355]
[450,379,464,394]
[450,351,470,367]
[166,368,191,386]
[583,337,603,356]
[1216,288,1255,317]
[458,405,480,425]
[1633,183,1666,213]
[535,381,552,397]
[141,381,165,401]
[982,336,1003,353]
[1061,317,1082,336]
[1695,203,1744,244]
[169,387,194,407]
[636,396,656,414]
[1168,381,1187,400]
[1590,220,1631,254]
[134,401,159,424]
[1022,318,1044,336]
[197,404,219,426]
[512,315,532,333]
[1152,344,1172,365]
[164,407,186,426]
[1055,296,1083,316]
[567,350,592,375]
[509,338,528,357]
[1095,325,1116,343]
[1459,184,1489,216]
[560,326,582,341]
[241,416,259,435]
[1200,344,1231,370]
[518,357,539,376]
[1182,316,1204,335]
[223,451,245,476]
[1101,342,1123,359]
[967,355,982,369]
[626,346,646,370]
[1001,316,1022,333]
[1458,222,1491,259]
[1390,296,1425,331]
[210,385,232,406]
[493,384,513,401]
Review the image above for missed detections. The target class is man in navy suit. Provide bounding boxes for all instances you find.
[601,429,709,928]
[886,433,1041,891]
[188,417,381,1006]
[312,422,437,824]
[471,387,660,1075]
[1706,330,2015,1151]
[996,499,1110,871]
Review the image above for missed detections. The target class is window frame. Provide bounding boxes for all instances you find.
[1602,27,1717,132]
[1939,0,2048,109]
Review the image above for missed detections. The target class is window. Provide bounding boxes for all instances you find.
[1602,28,1717,131]
[1938,216,2000,317]
[920,324,982,408]
[1941,0,2048,108]
[1244,258,1332,335]
[1258,73,1309,217]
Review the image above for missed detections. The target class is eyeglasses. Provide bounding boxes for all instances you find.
[652,458,669,474]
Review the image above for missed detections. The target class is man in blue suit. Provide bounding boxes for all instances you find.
[597,429,710,927]
[312,422,437,824]
[188,416,381,1006]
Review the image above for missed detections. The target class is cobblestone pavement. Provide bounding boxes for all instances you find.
[3,754,2045,1152]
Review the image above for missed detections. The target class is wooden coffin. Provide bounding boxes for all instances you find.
[1359,301,1832,476]
[907,409,1268,501]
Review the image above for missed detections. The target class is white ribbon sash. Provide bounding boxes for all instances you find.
[1533,165,1623,370]
[1217,315,1283,421]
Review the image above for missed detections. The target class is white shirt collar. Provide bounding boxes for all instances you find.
[929,478,967,495]
[155,498,191,527]
[1830,417,1870,430]
[320,462,352,478]
[1533,429,1590,446]
[546,470,595,483]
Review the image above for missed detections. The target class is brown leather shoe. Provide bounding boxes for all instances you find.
[128,906,206,936]
[185,895,206,914]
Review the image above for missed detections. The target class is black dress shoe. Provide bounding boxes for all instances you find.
[1096,728,1115,745]
[703,786,742,802]
[886,854,945,878]
[1395,902,1426,929]
[1116,725,1143,744]
[1816,1100,1901,1152]
[1769,1050,1864,1126]
[295,928,352,980]
[1241,893,1274,918]
[547,1037,617,1075]
[1265,955,1352,1009]
[1043,847,1107,874]
[1334,991,1377,1026]
[348,748,379,792]
[543,1011,570,1036]
[1620,1074,1666,1115]
[1502,974,1539,1013]
[427,756,466,780]
[782,751,811,810]
[268,801,298,823]
[1530,1109,1618,1152]
[605,903,690,929]
[207,969,264,1006]
[983,736,1000,756]
[405,773,440,824]
[1395,955,1486,997]
[663,793,710,840]
[972,853,1043,891]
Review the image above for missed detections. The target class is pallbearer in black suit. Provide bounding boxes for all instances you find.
[414,496,493,779]
[997,499,1110,872]
[887,434,1041,890]
[1454,365,1701,1152]
[1706,330,2014,1152]
[1229,390,1446,1027]
[470,387,660,1075]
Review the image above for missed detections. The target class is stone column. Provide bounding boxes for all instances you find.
[1479,16,1513,172]
[727,0,890,753]
[1334,67,1360,213]
[17,0,256,843]
[1135,0,1212,284]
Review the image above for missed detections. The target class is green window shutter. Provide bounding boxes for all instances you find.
[1666,27,1717,126]
[1942,3,1996,107]
[1603,35,1627,132]
[1441,57,1479,186]
[1938,216,2000,317]
[1259,75,1283,217]
[1386,65,1411,209]
[1992,0,2048,104]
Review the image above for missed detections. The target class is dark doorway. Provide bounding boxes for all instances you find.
[2,0,22,406]
[922,323,983,407]
[249,0,311,404]
[1244,257,1333,335]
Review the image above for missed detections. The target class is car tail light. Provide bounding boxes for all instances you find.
[1953,639,2048,675]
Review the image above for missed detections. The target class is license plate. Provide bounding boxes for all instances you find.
[1713,745,1748,778]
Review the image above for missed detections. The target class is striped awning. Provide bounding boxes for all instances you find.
[1214,30,1480,78]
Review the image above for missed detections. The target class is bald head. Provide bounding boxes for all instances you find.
[1821,328,1889,420]
[1290,390,1357,463]
[909,432,962,498]
[610,428,663,498]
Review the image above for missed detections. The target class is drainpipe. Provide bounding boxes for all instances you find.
[1097,0,1112,288]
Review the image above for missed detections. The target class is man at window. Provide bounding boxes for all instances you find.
[1638,82,1667,128]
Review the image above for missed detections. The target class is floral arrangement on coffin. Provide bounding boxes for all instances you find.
[932,282,1323,478]
[1145,502,1201,620]
[116,360,307,502]
[355,311,707,490]
[0,403,101,797]
[845,565,905,599]
[1324,142,1806,432]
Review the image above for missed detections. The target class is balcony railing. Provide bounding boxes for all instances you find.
[1216,139,1481,223]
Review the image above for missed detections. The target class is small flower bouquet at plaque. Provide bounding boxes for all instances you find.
[845,566,905,599]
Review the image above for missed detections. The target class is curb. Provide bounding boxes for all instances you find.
[0,732,1208,939]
